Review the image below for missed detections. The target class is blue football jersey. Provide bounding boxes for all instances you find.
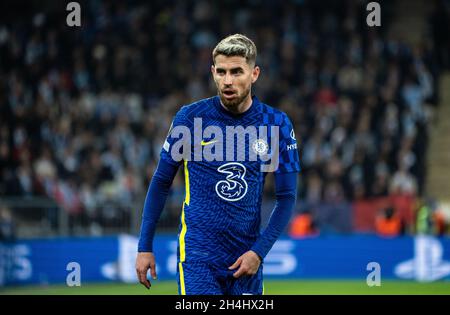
[160,95,300,267]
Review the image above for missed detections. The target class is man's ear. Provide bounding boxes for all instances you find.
[211,65,215,76]
[252,65,260,83]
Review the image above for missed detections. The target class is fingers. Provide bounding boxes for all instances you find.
[150,261,157,280]
[229,256,243,270]
[135,252,156,290]
[233,265,247,278]
[136,268,151,289]
[231,251,262,278]
[231,257,249,278]
[233,263,258,278]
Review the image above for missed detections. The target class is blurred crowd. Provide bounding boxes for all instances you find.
[0,0,449,236]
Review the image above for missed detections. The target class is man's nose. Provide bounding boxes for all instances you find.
[224,73,233,85]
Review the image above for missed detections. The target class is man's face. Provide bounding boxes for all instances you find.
[211,55,260,111]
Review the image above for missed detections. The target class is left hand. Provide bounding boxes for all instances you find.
[228,250,262,278]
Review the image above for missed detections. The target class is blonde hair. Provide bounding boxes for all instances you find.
[212,34,257,66]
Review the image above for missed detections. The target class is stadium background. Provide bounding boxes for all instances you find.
[1,0,450,294]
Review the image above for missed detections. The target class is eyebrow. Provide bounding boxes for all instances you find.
[215,66,244,72]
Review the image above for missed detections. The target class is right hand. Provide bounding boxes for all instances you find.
[135,252,157,289]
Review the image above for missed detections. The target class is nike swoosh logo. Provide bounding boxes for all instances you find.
[201,140,218,146]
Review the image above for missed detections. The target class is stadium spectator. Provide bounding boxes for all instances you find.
[416,199,449,236]
[289,209,318,238]
[375,207,403,238]
[0,206,15,242]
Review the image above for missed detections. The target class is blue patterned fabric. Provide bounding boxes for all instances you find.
[160,95,300,260]
[144,95,300,294]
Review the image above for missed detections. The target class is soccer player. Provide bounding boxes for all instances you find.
[136,34,300,295]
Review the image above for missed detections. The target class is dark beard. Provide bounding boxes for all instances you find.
[219,87,251,112]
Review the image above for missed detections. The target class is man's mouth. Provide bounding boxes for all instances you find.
[222,90,236,99]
